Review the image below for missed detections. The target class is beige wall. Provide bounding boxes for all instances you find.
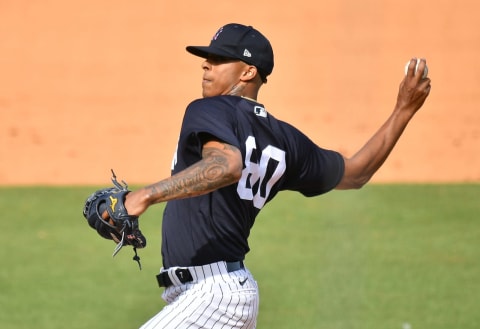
[1,0,479,185]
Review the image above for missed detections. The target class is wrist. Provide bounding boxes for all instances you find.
[124,189,151,216]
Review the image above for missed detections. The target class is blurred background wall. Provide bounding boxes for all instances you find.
[1,0,479,185]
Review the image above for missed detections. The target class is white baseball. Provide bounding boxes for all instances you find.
[405,59,428,78]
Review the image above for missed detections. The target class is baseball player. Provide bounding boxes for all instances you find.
[88,23,431,328]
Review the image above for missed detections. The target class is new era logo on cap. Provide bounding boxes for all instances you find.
[243,49,252,58]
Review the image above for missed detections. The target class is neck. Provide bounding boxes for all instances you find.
[228,82,259,100]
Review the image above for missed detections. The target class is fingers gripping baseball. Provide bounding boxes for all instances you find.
[397,58,431,114]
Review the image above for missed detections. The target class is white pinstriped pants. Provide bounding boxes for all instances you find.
[140,261,259,329]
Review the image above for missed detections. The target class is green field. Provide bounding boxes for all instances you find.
[1,184,479,329]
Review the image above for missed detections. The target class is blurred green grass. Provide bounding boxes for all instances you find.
[0,184,479,329]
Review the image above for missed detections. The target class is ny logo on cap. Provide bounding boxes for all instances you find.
[212,27,224,40]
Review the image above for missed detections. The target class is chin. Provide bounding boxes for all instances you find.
[202,89,216,98]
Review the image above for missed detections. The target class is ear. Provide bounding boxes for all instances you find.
[240,65,258,82]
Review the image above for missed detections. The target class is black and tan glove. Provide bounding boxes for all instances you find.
[83,170,146,269]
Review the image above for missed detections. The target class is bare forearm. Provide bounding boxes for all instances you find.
[125,142,242,216]
[337,109,413,189]
[146,150,239,203]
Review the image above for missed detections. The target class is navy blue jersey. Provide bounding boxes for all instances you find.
[162,96,344,267]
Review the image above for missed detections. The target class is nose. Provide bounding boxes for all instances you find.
[201,60,211,71]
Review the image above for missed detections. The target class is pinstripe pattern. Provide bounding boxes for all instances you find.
[140,262,259,329]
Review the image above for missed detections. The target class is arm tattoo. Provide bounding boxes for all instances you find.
[146,144,240,202]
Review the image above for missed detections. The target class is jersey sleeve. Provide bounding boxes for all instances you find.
[283,123,345,196]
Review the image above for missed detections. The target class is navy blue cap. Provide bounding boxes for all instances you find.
[186,23,274,80]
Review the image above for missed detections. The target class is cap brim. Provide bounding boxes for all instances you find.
[186,46,237,60]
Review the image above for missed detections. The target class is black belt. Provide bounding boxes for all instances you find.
[156,261,244,288]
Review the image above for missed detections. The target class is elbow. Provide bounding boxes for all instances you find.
[338,157,374,190]
[350,177,370,189]
[229,159,243,183]
[231,146,244,183]
[336,174,372,190]
[222,149,243,185]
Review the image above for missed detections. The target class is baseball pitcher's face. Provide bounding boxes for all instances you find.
[201,55,250,98]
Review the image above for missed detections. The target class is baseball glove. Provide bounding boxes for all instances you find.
[83,170,146,269]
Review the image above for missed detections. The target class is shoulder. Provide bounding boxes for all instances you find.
[183,97,240,127]
[187,96,241,111]
[180,97,243,141]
